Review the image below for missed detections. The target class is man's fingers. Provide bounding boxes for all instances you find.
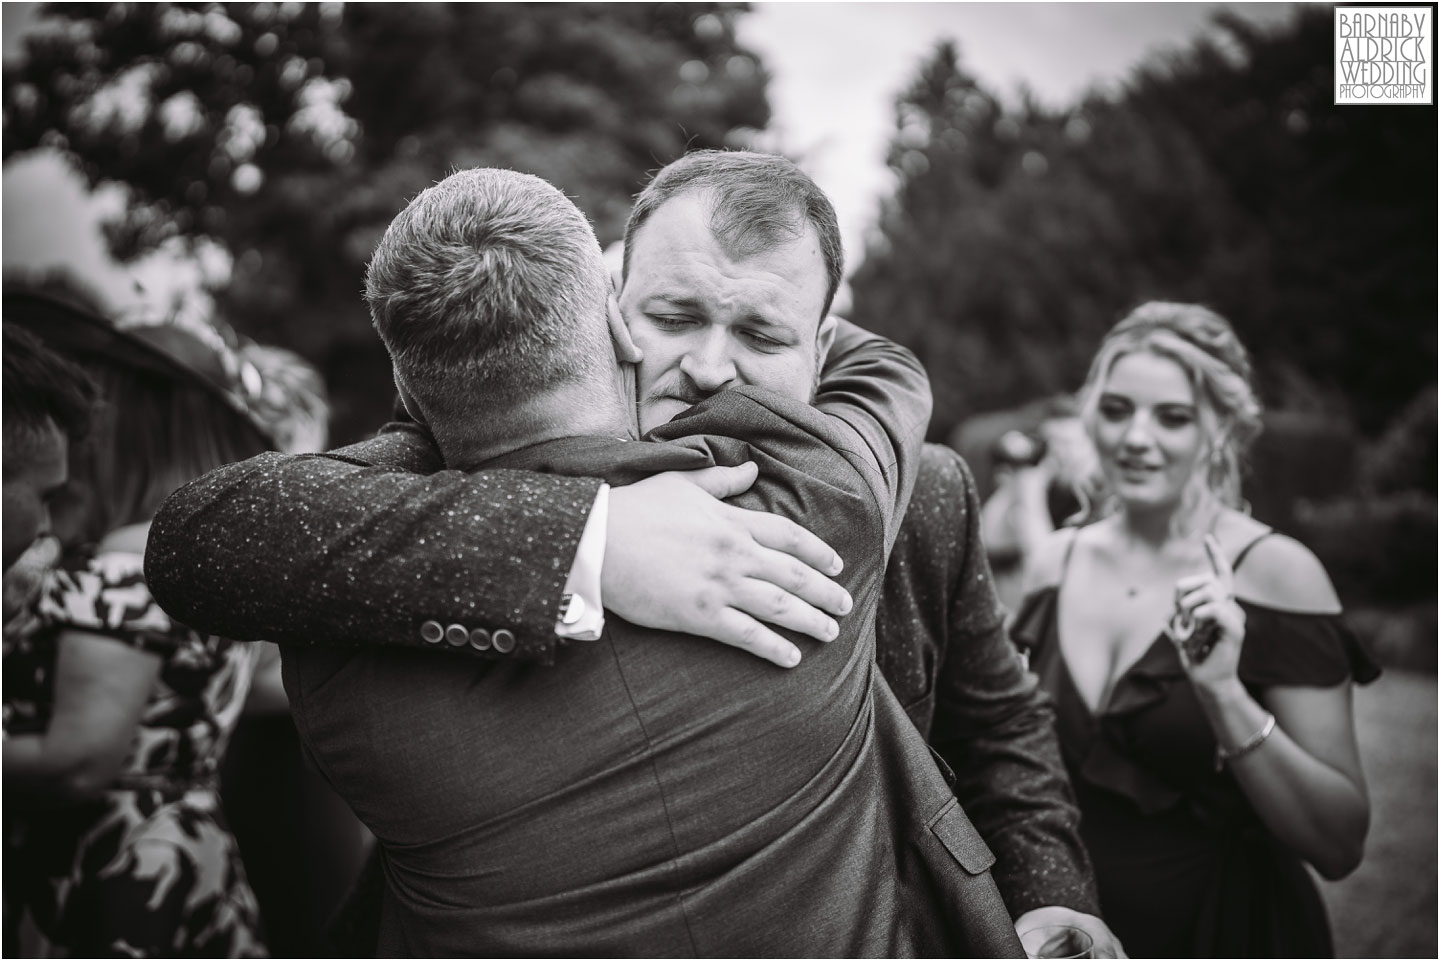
[732,504,845,578]
[740,539,852,618]
[655,465,845,578]
[710,610,802,668]
[670,462,759,499]
[606,294,643,364]
[731,576,840,644]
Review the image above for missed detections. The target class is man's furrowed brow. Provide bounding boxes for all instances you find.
[740,310,786,331]
[642,291,704,312]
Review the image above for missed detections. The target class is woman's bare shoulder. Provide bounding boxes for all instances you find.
[1232,530,1342,615]
[1213,509,1272,549]
[1021,524,1087,594]
[97,521,152,556]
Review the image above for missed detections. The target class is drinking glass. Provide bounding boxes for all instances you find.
[1020,923,1094,959]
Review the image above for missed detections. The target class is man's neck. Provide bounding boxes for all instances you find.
[438,386,634,473]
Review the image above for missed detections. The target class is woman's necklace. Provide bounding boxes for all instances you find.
[1118,504,1223,600]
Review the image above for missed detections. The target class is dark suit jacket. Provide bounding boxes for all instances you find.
[319,444,1101,952]
[278,332,1021,955]
[147,327,1096,932]
[878,444,1099,918]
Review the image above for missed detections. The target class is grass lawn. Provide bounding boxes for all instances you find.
[1317,668,1437,958]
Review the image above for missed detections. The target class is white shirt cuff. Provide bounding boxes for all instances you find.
[556,483,607,641]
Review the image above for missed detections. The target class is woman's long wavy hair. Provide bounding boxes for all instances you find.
[1074,302,1263,535]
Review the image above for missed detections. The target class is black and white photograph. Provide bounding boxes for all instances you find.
[2,2,1435,958]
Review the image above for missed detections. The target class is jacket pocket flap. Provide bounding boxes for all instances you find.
[927,798,997,876]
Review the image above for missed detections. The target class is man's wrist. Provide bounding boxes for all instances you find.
[555,484,607,640]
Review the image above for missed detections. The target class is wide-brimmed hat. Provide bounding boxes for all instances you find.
[3,289,278,451]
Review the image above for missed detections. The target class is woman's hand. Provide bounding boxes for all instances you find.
[1168,534,1247,689]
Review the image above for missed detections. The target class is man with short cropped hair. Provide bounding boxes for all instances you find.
[368,175,626,465]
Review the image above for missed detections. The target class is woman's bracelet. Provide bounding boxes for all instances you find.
[1214,711,1276,772]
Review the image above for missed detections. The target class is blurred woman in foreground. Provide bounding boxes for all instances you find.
[3,292,271,956]
[1014,302,1376,957]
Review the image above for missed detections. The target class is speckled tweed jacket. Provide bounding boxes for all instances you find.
[878,443,1100,919]
[146,423,601,666]
[148,326,1026,957]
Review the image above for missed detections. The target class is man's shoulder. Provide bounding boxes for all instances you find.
[916,443,977,492]
[651,387,863,481]
[723,385,885,480]
[651,388,885,555]
[657,385,846,441]
[328,425,443,473]
[901,444,978,527]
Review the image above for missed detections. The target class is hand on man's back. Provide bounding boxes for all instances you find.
[604,462,853,668]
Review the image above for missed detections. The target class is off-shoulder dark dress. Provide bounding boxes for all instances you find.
[1012,532,1380,958]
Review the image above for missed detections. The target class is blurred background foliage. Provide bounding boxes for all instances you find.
[856,7,1433,443]
[850,6,1434,656]
[4,1,770,440]
[4,2,1434,656]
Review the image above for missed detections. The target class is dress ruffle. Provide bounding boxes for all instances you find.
[1013,587,1381,818]
[1014,564,1376,958]
[1237,602,1382,688]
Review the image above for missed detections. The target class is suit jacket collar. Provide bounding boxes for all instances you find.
[479,435,713,487]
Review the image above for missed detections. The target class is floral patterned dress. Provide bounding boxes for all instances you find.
[4,549,267,957]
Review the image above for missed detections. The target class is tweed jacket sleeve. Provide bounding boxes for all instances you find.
[879,445,1100,917]
[145,423,601,666]
[147,325,925,668]
[814,318,931,555]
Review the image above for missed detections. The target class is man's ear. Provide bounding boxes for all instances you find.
[393,371,427,426]
[608,293,643,365]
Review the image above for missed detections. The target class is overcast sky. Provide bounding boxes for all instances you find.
[738,2,1304,294]
[2,1,1305,314]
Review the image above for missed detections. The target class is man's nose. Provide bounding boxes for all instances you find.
[679,331,737,392]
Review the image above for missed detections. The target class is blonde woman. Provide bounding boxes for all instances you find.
[1014,302,1376,957]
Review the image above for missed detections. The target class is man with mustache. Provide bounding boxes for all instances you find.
[149,152,1119,955]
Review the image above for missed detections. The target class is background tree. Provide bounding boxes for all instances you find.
[5,1,771,441]
[850,5,1435,634]
[851,6,1435,444]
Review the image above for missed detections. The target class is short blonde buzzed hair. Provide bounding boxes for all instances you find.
[365,167,612,439]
